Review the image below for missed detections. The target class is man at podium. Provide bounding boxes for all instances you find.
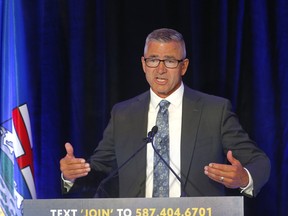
[60,28,270,198]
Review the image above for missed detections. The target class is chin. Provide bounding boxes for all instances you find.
[156,91,169,98]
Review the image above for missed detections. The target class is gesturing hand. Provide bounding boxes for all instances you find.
[204,150,249,188]
[60,143,91,182]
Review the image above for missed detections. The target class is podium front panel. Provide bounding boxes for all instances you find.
[24,196,243,216]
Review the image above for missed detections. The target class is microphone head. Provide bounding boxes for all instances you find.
[152,126,158,135]
[144,126,158,143]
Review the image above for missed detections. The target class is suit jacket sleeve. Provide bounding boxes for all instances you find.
[220,99,271,196]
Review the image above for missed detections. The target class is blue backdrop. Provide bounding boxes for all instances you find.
[1,0,287,215]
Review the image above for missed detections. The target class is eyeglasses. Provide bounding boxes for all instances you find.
[144,58,184,69]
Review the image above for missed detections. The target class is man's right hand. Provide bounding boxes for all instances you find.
[60,142,91,182]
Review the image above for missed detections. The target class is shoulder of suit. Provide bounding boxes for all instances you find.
[184,85,230,105]
[111,91,150,111]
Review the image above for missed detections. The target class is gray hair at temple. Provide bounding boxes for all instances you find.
[144,28,187,58]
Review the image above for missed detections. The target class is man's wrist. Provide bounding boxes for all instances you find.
[240,168,249,188]
[61,173,74,192]
[240,168,254,196]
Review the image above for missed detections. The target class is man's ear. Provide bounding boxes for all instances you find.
[181,58,189,76]
[141,56,147,74]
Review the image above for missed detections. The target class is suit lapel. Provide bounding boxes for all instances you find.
[124,92,150,197]
[181,87,203,188]
[129,92,150,146]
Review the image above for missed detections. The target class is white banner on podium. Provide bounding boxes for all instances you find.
[24,196,243,216]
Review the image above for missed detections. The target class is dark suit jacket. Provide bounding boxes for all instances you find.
[71,85,270,198]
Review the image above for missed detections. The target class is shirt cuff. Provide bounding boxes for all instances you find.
[61,173,74,192]
[240,168,254,196]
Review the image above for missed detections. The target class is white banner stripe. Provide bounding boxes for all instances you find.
[18,104,33,148]
[22,166,37,199]
[12,123,24,158]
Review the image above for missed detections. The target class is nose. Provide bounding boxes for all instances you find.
[157,61,167,74]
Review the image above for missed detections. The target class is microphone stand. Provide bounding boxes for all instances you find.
[95,126,158,197]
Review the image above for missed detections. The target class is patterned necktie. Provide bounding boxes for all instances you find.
[153,100,170,197]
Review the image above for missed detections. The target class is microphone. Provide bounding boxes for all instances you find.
[144,125,158,143]
[95,126,158,197]
[151,133,187,197]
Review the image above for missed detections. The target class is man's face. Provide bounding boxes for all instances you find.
[141,41,189,98]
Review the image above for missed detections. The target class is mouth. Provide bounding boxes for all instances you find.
[155,77,168,84]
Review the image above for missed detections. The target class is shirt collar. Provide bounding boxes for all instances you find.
[150,82,184,109]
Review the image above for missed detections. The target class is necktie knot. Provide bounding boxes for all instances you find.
[159,100,170,112]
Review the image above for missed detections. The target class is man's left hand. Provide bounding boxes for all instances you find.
[204,150,249,188]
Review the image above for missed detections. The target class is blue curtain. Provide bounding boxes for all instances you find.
[1,0,287,215]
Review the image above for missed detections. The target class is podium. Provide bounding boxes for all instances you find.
[24,196,243,216]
